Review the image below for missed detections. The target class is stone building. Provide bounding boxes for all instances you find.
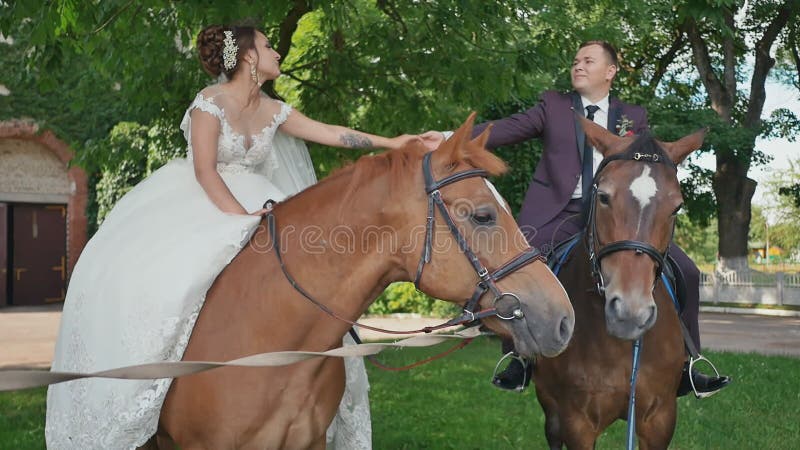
[0,120,88,306]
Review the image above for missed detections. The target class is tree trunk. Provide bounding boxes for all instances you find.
[713,160,757,275]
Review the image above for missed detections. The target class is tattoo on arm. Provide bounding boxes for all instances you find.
[340,132,372,148]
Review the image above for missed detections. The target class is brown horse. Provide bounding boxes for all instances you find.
[533,118,705,450]
[148,114,574,449]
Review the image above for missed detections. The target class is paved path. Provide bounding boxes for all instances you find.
[0,307,798,369]
[699,313,800,357]
[0,305,62,369]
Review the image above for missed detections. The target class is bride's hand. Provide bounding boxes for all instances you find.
[389,134,424,150]
[250,208,269,216]
[420,131,445,151]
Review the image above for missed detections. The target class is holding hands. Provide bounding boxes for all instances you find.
[420,131,447,151]
[387,133,426,150]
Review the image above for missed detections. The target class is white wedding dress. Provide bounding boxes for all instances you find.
[45,88,372,449]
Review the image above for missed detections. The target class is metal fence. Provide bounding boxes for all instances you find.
[700,271,800,306]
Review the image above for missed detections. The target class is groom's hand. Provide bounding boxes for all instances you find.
[420,131,446,151]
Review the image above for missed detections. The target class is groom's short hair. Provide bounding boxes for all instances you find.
[579,40,619,67]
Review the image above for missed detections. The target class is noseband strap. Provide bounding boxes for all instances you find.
[595,240,666,270]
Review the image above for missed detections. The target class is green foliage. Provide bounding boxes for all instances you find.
[674,213,719,264]
[85,120,185,228]
[646,95,721,225]
[760,159,800,255]
[0,20,130,150]
[749,204,768,243]
[3,0,799,257]
[479,98,544,215]
[90,122,148,225]
[779,183,800,208]
[367,282,460,318]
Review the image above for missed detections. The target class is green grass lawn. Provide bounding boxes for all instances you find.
[0,388,45,449]
[368,337,799,450]
[1,336,798,449]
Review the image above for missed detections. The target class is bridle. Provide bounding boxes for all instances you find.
[585,134,678,296]
[413,152,545,323]
[264,151,545,335]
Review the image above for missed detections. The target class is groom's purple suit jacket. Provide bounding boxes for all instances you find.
[473,90,648,232]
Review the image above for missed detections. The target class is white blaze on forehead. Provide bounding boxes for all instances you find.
[630,165,657,210]
[484,179,511,214]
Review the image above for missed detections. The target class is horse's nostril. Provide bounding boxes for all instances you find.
[557,314,573,344]
[608,297,623,317]
[644,305,657,327]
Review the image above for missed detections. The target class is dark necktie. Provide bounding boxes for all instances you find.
[582,105,601,201]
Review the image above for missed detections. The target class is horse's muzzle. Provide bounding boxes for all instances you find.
[511,303,574,358]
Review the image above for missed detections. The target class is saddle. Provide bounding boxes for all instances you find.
[545,232,686,313]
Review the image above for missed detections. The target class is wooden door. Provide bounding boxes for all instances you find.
[0,203,7,307]
[11,204,67,305]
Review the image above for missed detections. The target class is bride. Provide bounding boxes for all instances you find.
[45,23,420,449]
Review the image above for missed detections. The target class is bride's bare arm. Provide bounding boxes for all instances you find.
[278,108,421,150]
[190,110,249,215]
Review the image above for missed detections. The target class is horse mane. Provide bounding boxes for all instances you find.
[281,139,508,220]
[334,140,508,208]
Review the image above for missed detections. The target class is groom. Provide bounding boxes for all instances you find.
[423,40,729,397]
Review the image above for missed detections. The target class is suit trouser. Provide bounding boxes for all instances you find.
[503,198,701,353]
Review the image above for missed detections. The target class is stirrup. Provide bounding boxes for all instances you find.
[688,354,722,399]
[491,352,530,393]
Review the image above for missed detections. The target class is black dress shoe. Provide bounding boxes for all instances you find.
[677,362,731,397]
[492,358,533,392]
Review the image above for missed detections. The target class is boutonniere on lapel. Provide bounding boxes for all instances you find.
[616,115,635,137]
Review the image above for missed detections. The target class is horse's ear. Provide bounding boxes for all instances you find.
[434,112,476,166]
[578,114,630,157]
[470,122,493,150]
[657,128,707,164]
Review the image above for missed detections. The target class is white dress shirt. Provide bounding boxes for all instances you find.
[571,94,609,199]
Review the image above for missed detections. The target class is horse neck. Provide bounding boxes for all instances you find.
[263,161,417,332]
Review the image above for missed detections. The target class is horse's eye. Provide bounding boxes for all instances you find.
[672,203,684,216]
[471,213,496,225]
[598,192,611,206]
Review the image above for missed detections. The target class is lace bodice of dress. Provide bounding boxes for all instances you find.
[180,89,293,176]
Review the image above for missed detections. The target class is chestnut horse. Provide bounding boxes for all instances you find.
[149,115,574,449]
[533,118,705,450]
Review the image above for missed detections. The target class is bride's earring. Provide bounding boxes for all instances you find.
[250,63,258,84]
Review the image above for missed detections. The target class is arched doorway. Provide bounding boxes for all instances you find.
[0,120,88,307]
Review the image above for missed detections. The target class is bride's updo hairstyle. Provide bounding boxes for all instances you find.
[197,25,259,78]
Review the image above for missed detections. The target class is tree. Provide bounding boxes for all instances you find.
[761,158,800,256]
[674,213,719,265]
[2,0,653,219]
[585,0,800,273]
[3,0,800,267]
[680,0,798,273]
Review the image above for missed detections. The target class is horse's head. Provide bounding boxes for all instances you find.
[404,114,574,358]
[581,116,705,340]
